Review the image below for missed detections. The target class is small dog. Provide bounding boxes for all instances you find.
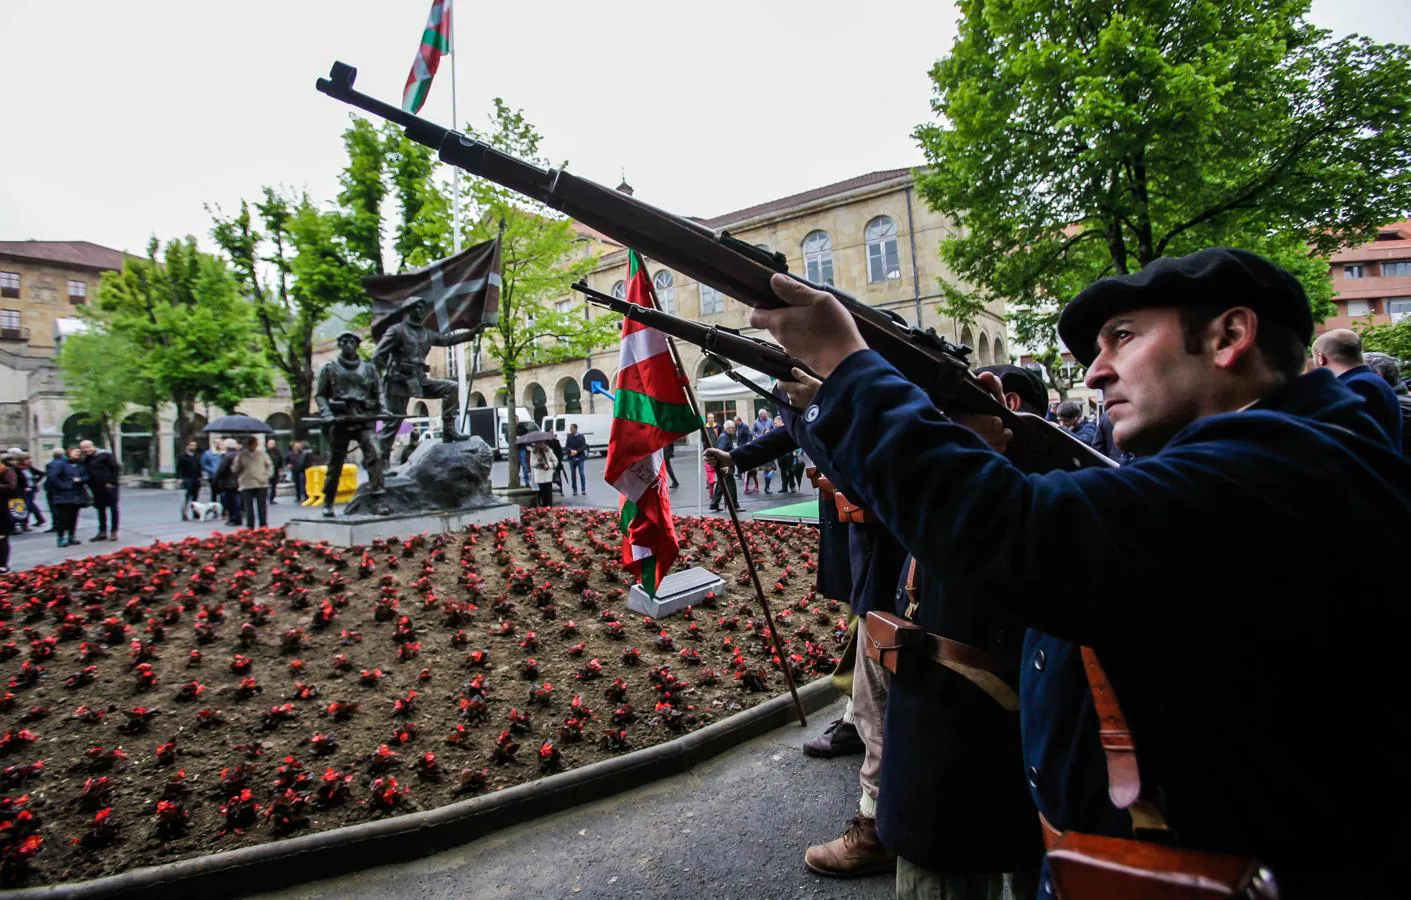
[187,500,224,522]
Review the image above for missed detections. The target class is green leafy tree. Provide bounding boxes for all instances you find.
[915,0,1411,390]
[88,237,273,453]
[1360,319,1411,362]
[440,100,620,488]
[57,329,156,451]
[338,118,391,275]
[385,123,453,270]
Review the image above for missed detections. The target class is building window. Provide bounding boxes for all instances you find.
[1383,261,1411,277]
[555,299,573,314]
[865,216,901,283]
[611,280,626,300]
[67,280,87,303]
[1346,299,1372,317]
[803,231,834,286]
[1390,299,1411,324]
[0,273,17,299]
[1343,265,1365,279]
[653,270,676,315]
[446,347,458,379]
[699,284,724,315]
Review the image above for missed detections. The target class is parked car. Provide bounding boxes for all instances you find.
[540,414,613,457]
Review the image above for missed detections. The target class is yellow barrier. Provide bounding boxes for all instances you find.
[302,465,359,507]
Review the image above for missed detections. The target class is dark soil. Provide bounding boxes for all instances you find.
[0,507,843,887]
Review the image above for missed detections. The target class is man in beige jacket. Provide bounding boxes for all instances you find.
[233,435,273,528]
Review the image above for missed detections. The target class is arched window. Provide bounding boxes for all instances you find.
[802,231,834,286]
[865,216,901,283]
[993,337,1006,363]
[978,333,992,366]
[611,280,626,300]
[699,283,724,315]
[653,270,676,315]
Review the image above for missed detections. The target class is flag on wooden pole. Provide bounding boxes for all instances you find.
[604,250,700,597]
[363,236,501,341]
[401,0,452,114]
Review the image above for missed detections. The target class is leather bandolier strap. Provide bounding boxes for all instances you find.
[863,560,1020,711]
[1080,647,1170,834]
[805,465,876,523]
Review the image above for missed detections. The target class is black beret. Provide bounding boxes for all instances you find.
[976,364,1048,414]
[1057,249,1313,367]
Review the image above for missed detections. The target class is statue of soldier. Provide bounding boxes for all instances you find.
[372,295,476,460]
[315,331,387,517]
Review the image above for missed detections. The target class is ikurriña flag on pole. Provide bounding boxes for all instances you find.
[402,0,452,114]
[604,250,700,597]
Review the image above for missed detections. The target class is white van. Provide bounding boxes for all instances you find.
[540,413,613,457]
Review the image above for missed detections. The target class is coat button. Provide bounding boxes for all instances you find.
[804,405,820,423]
[1027,765,1040,789]
[1032,649,1046,671]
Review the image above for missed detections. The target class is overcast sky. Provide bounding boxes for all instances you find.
[1,0,1407,257]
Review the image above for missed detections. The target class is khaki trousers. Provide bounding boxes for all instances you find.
[853,651,890,815]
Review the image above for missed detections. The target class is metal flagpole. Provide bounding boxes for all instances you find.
[449,0,469,432]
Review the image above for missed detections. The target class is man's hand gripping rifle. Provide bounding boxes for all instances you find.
[317,61,1111,473]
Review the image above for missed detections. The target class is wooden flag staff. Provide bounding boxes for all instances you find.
[637,273,808,727]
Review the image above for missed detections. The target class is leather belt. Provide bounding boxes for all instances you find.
[863,611,1019,711]
[806,466,837,500]
[1040,813,1062,852]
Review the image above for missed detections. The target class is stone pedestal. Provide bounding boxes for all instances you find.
[285,504,519,546]
[627,566,726,619]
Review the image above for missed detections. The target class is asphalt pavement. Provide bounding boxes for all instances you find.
[9,451,813,570]
[249,698,893,900]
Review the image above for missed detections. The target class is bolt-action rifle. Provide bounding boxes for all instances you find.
[316,61,1112,473]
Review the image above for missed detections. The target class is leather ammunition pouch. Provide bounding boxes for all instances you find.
[862,610,1019,710]
[834,490,874,524]
[1040,648,1278,899]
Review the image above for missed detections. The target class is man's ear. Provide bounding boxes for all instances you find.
[1210,307,1260,371]
[1003,391,1023,412]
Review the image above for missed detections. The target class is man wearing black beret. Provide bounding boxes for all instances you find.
[751,248,1410,896]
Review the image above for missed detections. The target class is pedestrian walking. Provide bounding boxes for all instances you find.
[43,448,61,531]
[45,448,88,548]
[235,435,273,528]
[265,438,283,504]
[530,441,558,507]
[708,421,740,511]
[200,439,222,501]
[0,453,17,573]
[564,424,588,495]
[662,437,681,489]
[176,440,202,520]
[11,451,44,531]
[214,439,242,525]
[548,433,567,494]
[79,440,121,542]
[286,441,311,504]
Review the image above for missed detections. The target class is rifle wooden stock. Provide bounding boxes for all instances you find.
[317,62,1114,474]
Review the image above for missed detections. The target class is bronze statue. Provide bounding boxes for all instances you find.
[315,331,388,517]
[372,295,475,460]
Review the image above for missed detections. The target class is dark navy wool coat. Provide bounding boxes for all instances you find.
[803,351,1410,895]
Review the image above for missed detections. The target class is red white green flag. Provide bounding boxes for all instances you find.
[401,0,452,114]
[604,250,700,597]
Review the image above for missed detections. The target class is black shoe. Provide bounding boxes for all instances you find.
[322,508,335,518]
[802,719,865,759]
[68,537,82,546]
[708,505,720,512]
[92,532,108,542]
[670,482,681,489]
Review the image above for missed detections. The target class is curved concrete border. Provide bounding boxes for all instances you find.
[12,678,837,900]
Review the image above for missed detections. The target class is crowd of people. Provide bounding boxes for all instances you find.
[704,407,805,510]
[0,440,123,569]
[180,437,312,527]
[738,248,1407,898]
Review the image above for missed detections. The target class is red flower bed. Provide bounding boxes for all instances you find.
[0,508,842,885]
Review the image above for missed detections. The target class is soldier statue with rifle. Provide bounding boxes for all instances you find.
[371,295,477,460]
[314,330,389,517]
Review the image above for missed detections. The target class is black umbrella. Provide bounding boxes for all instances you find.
[516,429,556,445]
[202,414,272,434]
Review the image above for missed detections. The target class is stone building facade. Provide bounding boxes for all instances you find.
[461,169,1005,437]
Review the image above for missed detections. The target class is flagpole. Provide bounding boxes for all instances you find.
[642,267,807,728]
[449,0,469,431]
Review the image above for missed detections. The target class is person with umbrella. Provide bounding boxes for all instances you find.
[519,431,559,507]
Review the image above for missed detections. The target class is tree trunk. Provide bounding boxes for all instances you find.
[505,369,520,489]
[149,404,162,478]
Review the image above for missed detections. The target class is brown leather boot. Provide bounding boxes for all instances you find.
[803,815,896,878]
